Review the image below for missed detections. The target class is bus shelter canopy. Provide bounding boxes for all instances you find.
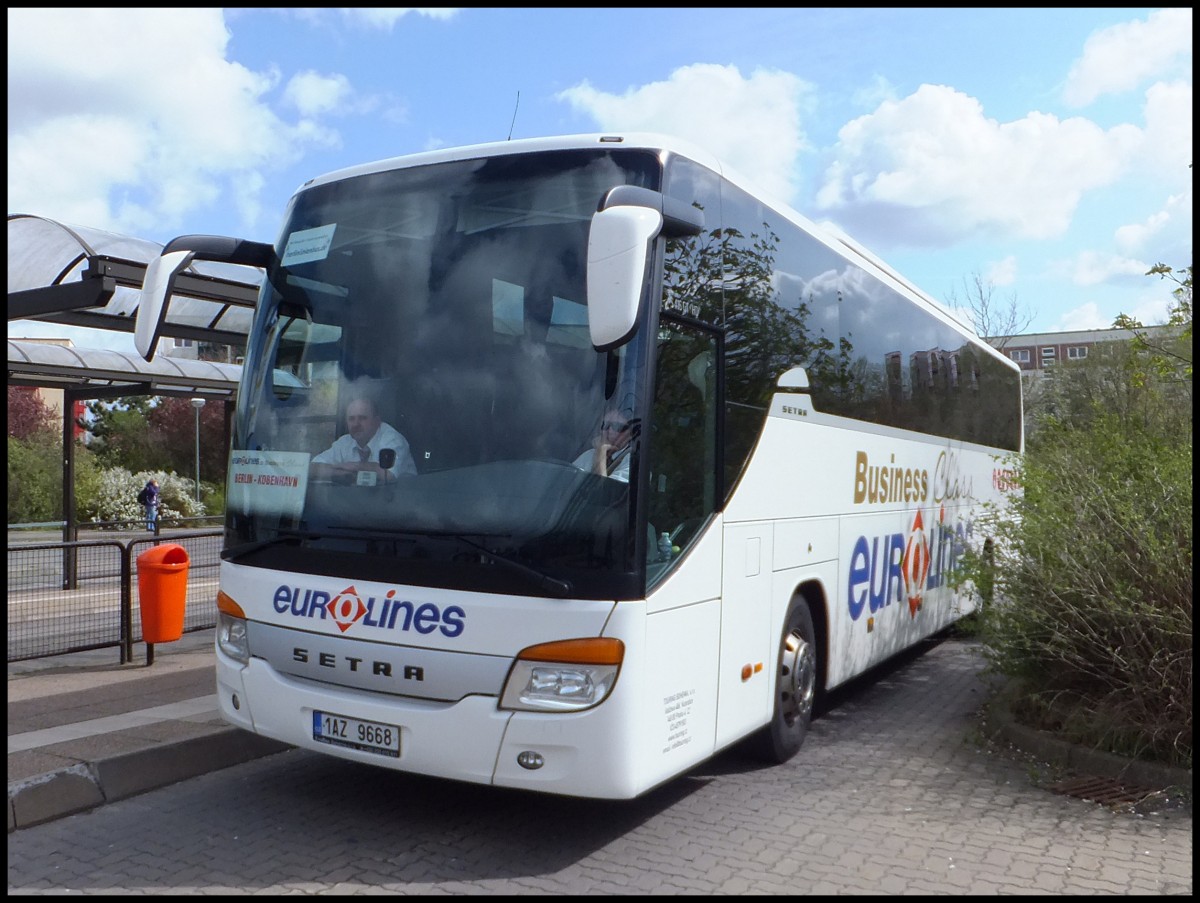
[7,213,263,349]
[7,214,257,540]
[8,339,241,401]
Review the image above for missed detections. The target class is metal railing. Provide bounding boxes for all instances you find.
[7,529,223,664]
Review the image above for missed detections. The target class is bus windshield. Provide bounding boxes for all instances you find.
[227,149,662,599]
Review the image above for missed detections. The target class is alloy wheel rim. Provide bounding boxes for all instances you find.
[780,628,816,727]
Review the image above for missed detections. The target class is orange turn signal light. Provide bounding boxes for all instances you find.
[217,591,246,619]
[517,637,625,665]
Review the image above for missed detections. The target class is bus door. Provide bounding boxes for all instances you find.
[646,317,721,586]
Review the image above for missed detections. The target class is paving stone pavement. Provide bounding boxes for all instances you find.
[8,629,288,833]
[6,634,1191,894]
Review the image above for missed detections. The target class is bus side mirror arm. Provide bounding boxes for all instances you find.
[597,185,704,239]
[586,187,704,352]
[135,235,274,362]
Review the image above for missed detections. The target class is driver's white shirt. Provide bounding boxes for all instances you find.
[311,422,417,477]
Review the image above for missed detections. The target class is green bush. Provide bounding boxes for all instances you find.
[968,415,1192,768]
[200,479,226,517]
[7,436,61,523]
[93,468,207,527]
[8,435,105,525]
[963,268,1193,771]
[7,431,218,528]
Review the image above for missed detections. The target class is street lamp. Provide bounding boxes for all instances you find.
[191,398,206,504]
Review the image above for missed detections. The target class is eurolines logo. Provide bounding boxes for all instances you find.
[272,584,466,638]
[901,509,931,617]
[846,506,970,622]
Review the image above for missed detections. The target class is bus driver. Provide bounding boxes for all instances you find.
[310,397,418,483]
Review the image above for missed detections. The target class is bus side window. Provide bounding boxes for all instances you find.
[648,320,719,578]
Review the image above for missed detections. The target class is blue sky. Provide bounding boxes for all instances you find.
[7,8,1192,353]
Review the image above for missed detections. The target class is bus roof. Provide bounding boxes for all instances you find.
[295,132,722,195]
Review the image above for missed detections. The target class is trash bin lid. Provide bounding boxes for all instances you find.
[137,543,189,566]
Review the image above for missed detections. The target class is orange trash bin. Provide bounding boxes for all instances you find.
[137,543,190,643]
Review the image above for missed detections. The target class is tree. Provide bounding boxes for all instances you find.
[91,467,207,525]
[7,387,57,440]
[147,397,228,487]
[84,396,158,471]
[9,387,66,522]
[79,394,229,513]
[945,270,1035,348]
[1113,262,1193,383]
[7,388,111,524]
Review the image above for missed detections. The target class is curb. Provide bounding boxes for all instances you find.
[7,728,291,832]
[983,695,1192,795]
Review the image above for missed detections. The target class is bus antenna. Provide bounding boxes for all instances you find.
[507,91,520,140]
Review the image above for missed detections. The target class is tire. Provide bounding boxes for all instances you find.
[749,600,818,764]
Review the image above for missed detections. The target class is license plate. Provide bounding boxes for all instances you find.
[313,710,400,758]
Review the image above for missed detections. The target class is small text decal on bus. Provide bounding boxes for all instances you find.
[272,584,466,638]
[853,450,929,505]
[853,449,975,506]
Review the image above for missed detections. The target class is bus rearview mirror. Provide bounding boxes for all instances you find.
[135,250,196,362]
[135,235,274,362]
[586,205,663,351]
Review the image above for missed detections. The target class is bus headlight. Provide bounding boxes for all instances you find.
[216,592,250,665]
[500,637,624,712]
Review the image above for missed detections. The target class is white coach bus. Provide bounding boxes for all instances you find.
[136,133,1023,799]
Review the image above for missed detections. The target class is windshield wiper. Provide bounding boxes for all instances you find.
[222,529,325,562]
[451,533,573,599]
[328,526,573,598]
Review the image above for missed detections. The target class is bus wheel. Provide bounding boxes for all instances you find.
[750,601,817,764]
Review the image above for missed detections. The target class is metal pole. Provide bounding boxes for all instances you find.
[191,397,206,504]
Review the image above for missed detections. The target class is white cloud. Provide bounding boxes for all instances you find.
[984,256,1018,288]
[1062,8,1193,107]
[6,9,332,236]
[1068,280,1177,330]
[338,8,461,29]
[1114,190,1192,261]
[849,75,897,112]
[1125,298,1174,327]
[1114,208,1171,256]
[8,113,148,222]
[1052,301,1111,331]
[814,84,1141,246]
[230,170,268,236]
[556,63,812,205]
[1059,250,1150,288]
[1139,79,1193,186]
[283,72,356,117]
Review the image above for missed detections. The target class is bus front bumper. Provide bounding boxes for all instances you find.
[215,652,642,799]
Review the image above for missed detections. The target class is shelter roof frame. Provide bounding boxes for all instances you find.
[7,214,262,546]
[8,213,263,353]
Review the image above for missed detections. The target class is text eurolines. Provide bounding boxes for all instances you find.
[273,584,466,637]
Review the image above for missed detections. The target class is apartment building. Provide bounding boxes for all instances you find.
[986,325,1174,378]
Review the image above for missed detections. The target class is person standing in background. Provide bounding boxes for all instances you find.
[141,478,160,531]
